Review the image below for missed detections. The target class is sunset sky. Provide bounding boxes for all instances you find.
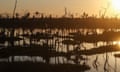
[0,0,120,17]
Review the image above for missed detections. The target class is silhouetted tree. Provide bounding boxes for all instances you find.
[34,11,40,18]
[64,7,67,17]
[6,13,10,19]
[49,14,52,19]
[22,12,30,19]
[13,0,17,18]
[0,14,2,18]
[70,14,74,19]
[41,13,44,18]
[62,7,68,18]
[35,11,39,15]
[15,13,19,18]
[99,2,110,18]
[81,12,88,18]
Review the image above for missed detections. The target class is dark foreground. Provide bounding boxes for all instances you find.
[0,62,90,72]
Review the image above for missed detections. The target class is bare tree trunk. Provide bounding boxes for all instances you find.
[13,0,17,18]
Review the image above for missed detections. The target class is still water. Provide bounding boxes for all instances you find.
[1,28,120,72]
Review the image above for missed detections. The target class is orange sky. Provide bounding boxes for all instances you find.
[0,0,120,17]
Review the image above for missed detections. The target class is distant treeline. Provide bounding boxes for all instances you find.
[0,18,120,29]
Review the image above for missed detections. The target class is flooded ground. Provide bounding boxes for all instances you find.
[0,28,120,72]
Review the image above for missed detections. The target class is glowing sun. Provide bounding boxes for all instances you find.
[112,0,120,11]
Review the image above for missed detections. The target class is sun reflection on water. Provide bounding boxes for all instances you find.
[113,41,120,46]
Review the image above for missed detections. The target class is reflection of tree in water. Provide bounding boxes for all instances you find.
[1,28,120,72]
[92,55,99,71]
[103,53,114,72]
[114,57,117,72]
[92,53,117,72]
